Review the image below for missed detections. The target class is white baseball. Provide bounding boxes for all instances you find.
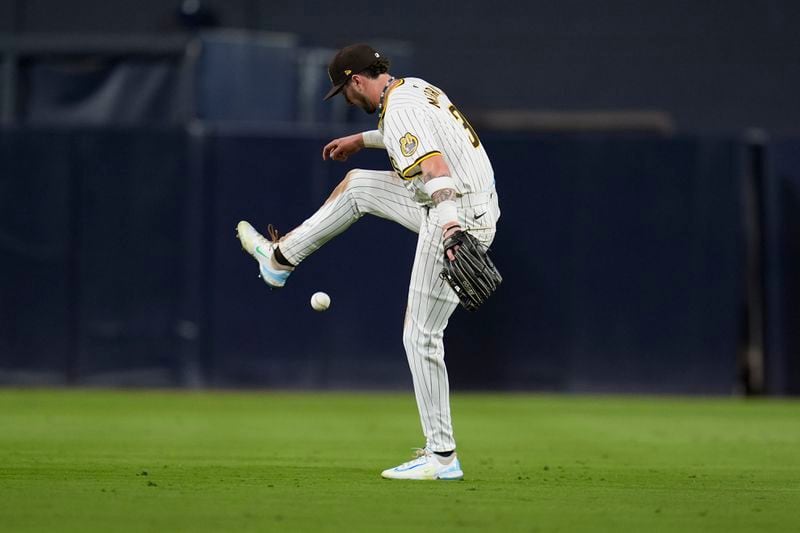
[310,291,331,312]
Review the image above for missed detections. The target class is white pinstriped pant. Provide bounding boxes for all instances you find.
[280,169,499,452]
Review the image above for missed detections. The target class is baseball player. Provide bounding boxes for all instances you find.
[237,43,500,480]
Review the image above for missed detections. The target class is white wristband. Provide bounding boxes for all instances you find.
[362,130,385,149]
[435,199,459,226]
[423,176,457,197]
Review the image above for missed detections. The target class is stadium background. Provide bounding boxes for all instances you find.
[1,0,799,396]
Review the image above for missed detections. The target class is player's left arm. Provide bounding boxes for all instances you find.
[419,155,462,260]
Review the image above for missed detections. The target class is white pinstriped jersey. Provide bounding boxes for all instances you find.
[378,77,494,204]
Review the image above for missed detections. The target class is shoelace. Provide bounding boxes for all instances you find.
[396,447,431,469]
[267,224,281,242]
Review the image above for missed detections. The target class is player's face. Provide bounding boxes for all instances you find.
[342,77,377,114]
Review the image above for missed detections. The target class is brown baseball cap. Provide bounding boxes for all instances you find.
[323,44,383,100]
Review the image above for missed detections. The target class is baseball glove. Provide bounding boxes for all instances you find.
[440,230,503,311]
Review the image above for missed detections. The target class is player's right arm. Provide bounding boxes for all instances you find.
[419,154,462,261]
[322,133,363,161]
[322,130,385,161]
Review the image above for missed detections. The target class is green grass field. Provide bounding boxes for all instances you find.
[0,389,798,532]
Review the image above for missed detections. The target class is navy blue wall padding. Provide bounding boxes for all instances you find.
[0,128,750,393]
[449,135,746,393]
[764,139,800,394]
[0,128,188,384]
[69,130,187,384]
[0,130,73,382]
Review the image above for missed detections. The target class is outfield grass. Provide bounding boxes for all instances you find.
[0,389,798,532]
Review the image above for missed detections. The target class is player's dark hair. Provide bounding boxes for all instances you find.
[359,57,391,78]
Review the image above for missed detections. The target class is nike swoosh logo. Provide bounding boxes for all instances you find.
[474,212,487,220]
[255,246,270,259]
[396,463,426,472]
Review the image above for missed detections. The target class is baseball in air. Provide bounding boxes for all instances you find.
[310,292,331,312]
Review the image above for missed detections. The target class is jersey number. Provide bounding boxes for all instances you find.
[449,105,480,148]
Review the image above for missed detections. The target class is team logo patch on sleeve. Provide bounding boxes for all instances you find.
[399,132,419,157]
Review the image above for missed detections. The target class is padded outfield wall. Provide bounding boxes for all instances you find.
[1,127,779,393]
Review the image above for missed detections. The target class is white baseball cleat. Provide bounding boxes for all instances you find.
[236,220,293,289]
[381,448,464,480]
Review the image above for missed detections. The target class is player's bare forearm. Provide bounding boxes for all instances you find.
[419,154,451,182]
[430,188,457,205]
[420,155,461,254]
[420,155,458,217]
[322,133,364,161]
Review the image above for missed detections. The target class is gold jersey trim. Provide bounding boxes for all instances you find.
[401,151,442,179]
[377,78,406,130]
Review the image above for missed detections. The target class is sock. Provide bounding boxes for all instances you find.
[273,246,295,268]
[434,451,455,465]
